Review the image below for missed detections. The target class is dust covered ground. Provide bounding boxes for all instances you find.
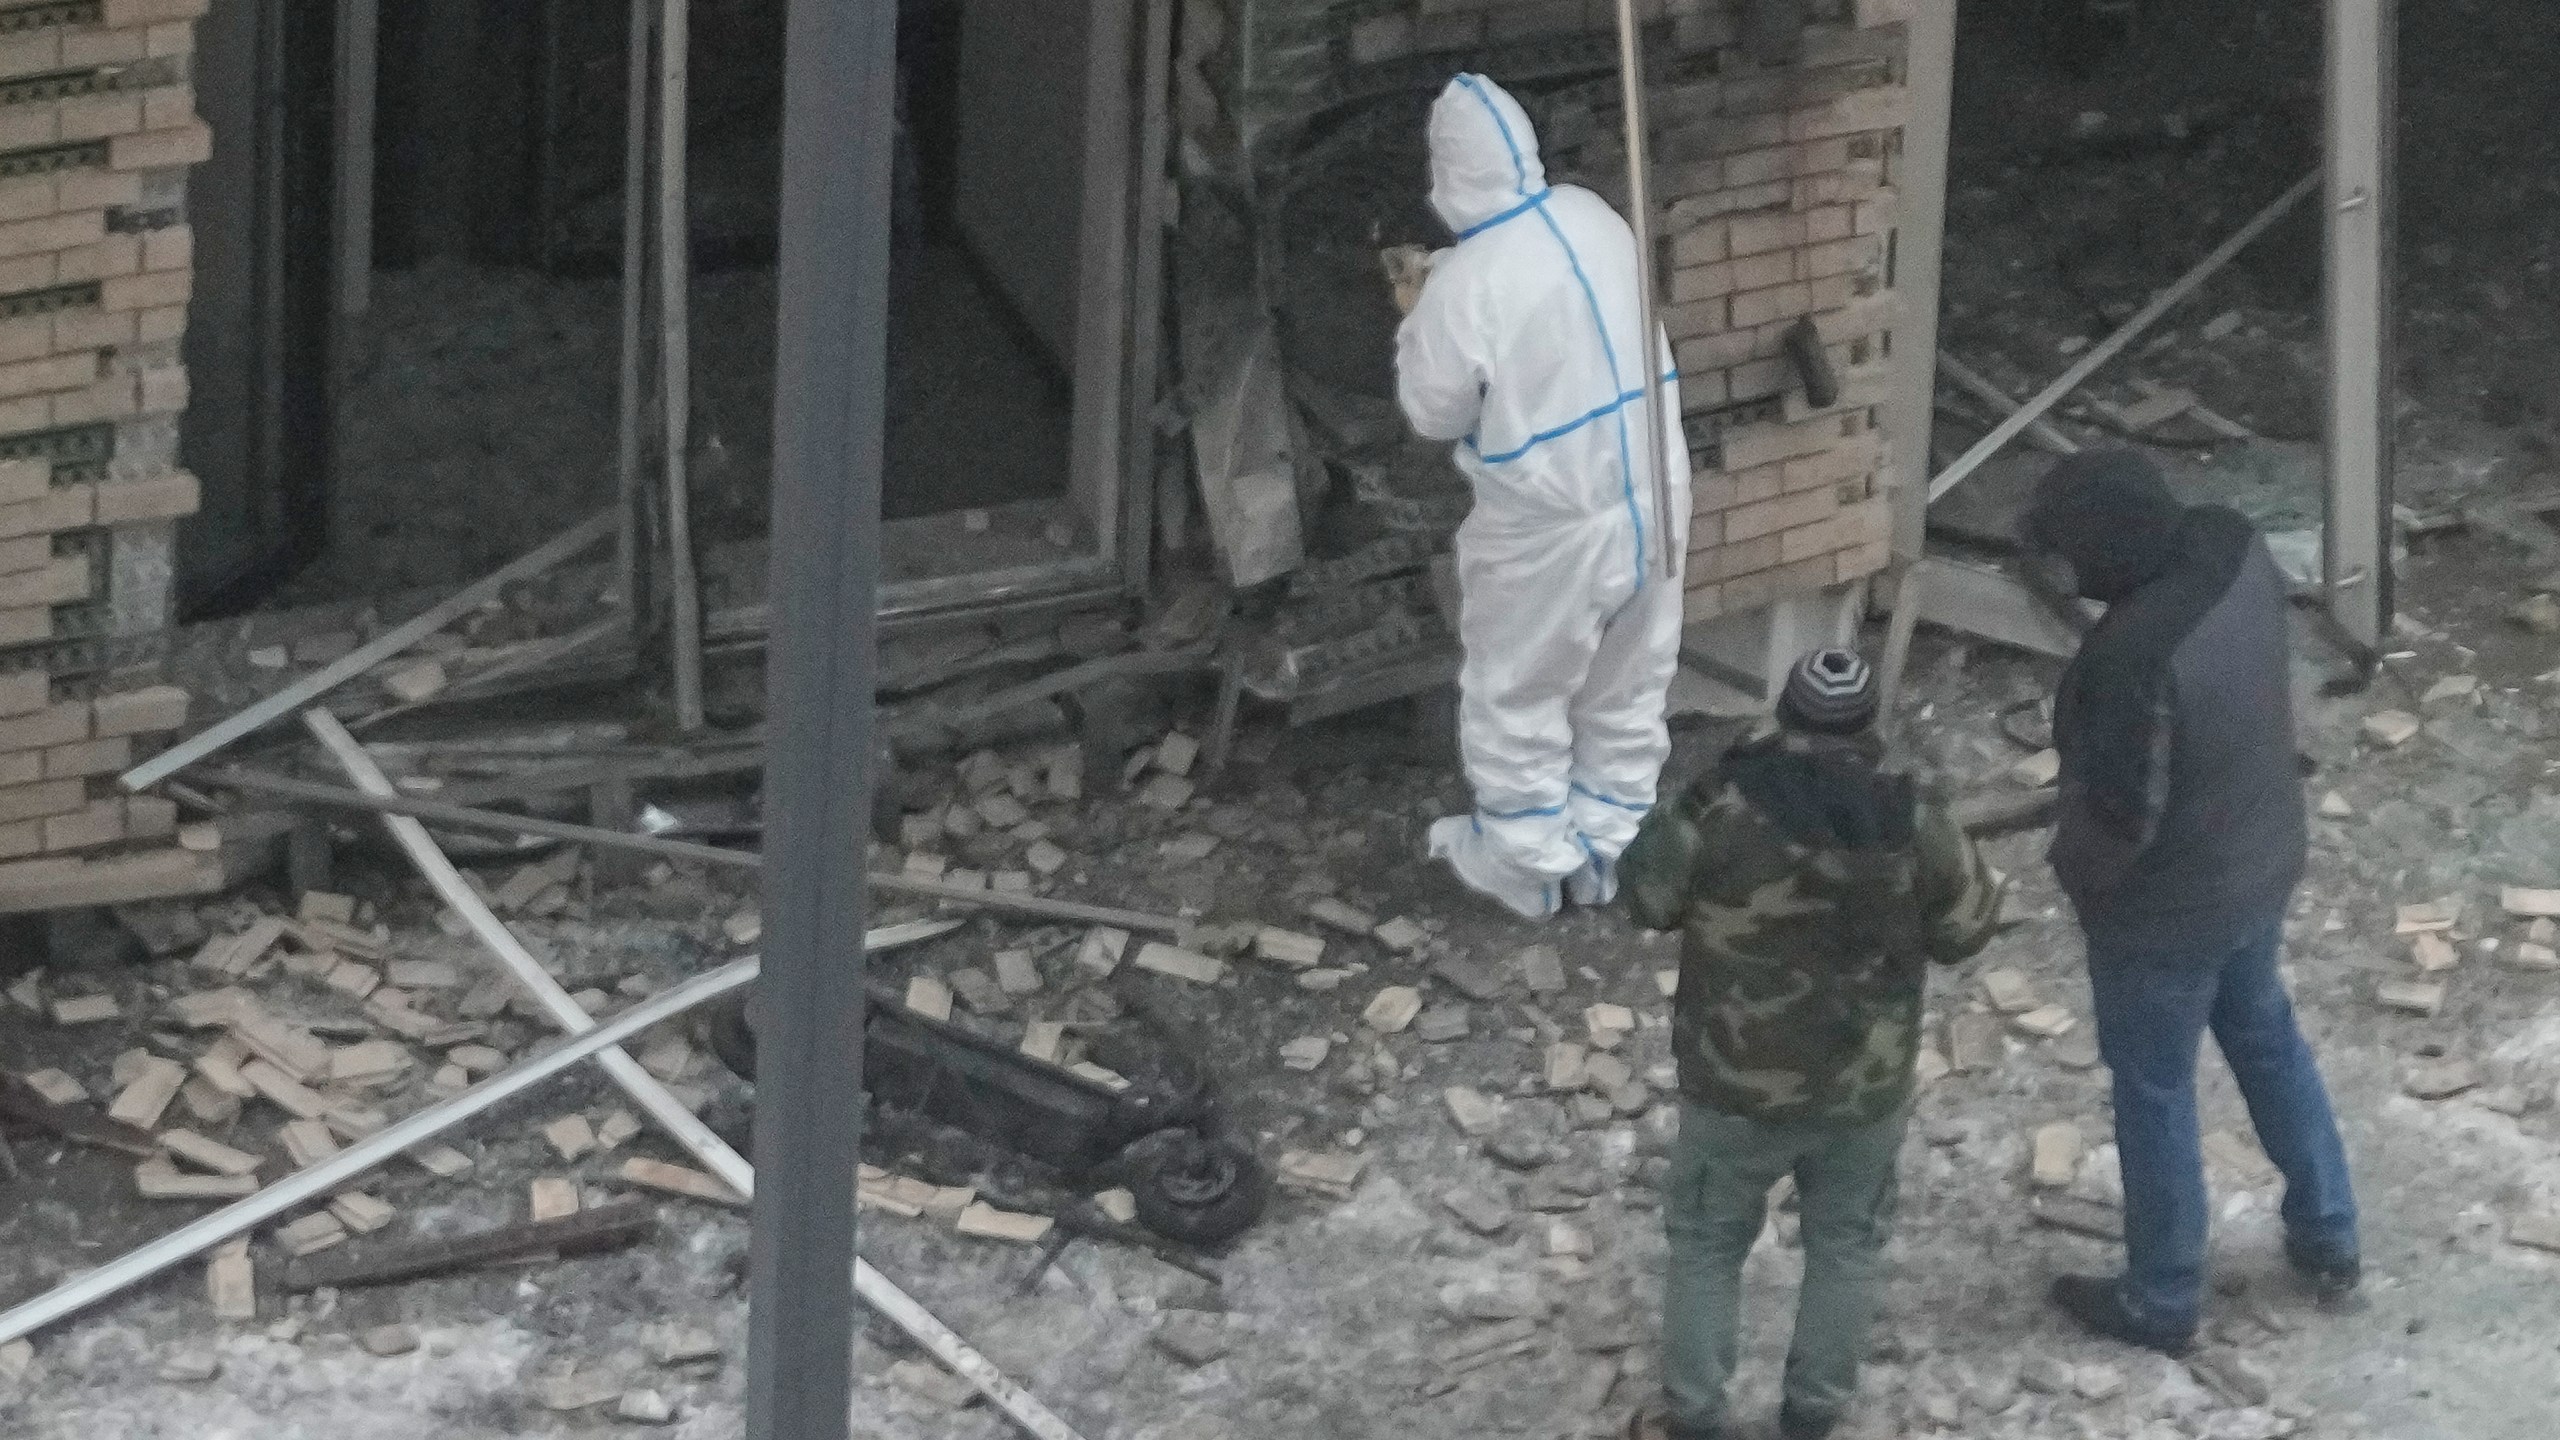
[8,1,2559,1437]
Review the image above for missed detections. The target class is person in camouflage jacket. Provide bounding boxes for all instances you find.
[1620,648,2001,1440]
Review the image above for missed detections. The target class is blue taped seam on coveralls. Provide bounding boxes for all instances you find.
[1394,73,1691,921]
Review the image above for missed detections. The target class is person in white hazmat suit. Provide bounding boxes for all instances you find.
[1394,73,1690,920]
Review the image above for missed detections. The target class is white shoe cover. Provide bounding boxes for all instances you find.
[1429,815,1562,920]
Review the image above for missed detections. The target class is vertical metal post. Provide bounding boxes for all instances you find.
[614,0,652,628]
[1612,0,1677,579]
[659,0,707,731]
[746,0,892,1436]
[1887,0,1957,565]
[2323,0,2394,650]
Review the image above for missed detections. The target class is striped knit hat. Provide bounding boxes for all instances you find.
[1776,647,1878,736]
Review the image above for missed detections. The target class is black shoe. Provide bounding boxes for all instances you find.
[2049,1274,2196,1356]
[2284,1237,2363,1308]
[1777,1403,1837,1440]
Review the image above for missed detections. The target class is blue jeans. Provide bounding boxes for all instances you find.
[2084,912,2359,1328]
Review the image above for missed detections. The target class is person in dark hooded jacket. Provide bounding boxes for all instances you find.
[2021,450,2361,1354]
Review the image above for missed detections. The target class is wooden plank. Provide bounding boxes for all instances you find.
[1910,554,2083,660]
[2323,0,2395,650]
[283,1200,654,1293]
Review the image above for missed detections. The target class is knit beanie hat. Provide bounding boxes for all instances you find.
[1776,647,1878,736]
[2022,450,2187,603]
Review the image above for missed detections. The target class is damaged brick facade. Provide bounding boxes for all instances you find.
[0,0,207,890]
[1196,0,1919,625]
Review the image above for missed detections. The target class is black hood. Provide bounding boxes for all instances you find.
[2023,451,2186,604]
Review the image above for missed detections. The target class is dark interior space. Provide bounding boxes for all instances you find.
[251,0,1074,610]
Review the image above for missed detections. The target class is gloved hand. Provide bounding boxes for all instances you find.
[1380,245,1444,315]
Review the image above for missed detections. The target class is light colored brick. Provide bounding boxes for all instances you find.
[0,749,36,786]
[0,815,38,858]
[1670,261,1735,304]
[0,175,59,224]
[0,777,84,823]
[0,34,62,81]
[1676,366,1727,410]
[43,734,129,780]
[134,302,184,342]
[1779,514,1842,564]
[0,485,93,539]
[1730,249,1796,292]
[0,211,104,262]
[141,84,195,132]
[1835,537,1892,581]
[0,553,85,610]
[1802,235,1884,280]
[62,26,149,69]
[0,105,59,153]
[1669,220,1729,268]
[42,797,125,853]
[93,684,186,737]
[0,459,44,505]
[1725,487,1839,544]
[1854,189,1901,236]
[110,121,212,172]
[1790,87,1910,142]
[1782,433,1886,493]
[1682,583,1724,624]
[58,233,142,283]
[1726,357,1792,403]
[101,266,188,311]
[1693,533,1781,581]
[0,669,45,717]
[1805,204,1855,244]
[1674,326,1759,376]
[1722,415,1848,471]
[0,605,49,647]
[48,373,136,427]
[140,222,191,274]
[0,701,85,753]
[104,0,212,26]
[56,93,145,144]
[1763,552,1842,600]
[94,470,196,524]
[53,305,136,353]
[0,534,44,573]
[1728,210,1810,257]
[0,254,53,295]
[145,21,196,59]
[1730,282,1814,329]
[58,169,143,213]
[0,352,99,401]
[1665,296,1727,341]
[0,315,49,365]
[137,364,185,414]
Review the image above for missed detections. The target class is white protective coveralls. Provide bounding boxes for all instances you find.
[1395,73,1690,920]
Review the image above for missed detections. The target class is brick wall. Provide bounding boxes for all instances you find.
[1207,0,1919,628]
[0,0,208,895]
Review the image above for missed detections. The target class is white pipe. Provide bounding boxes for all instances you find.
[1612,0,1678,579]
[0,959,759,1346]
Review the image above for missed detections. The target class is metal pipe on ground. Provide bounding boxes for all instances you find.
[117,511,617,793]
[0,958,760,1347]
[199,764,1192,937]
[303,710,1086,1440]
[1927,170,2318,506]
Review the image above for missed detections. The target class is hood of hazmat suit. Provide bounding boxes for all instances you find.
[1394,74,1692,920]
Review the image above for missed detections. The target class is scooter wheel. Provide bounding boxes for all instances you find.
[702,993,759,1083]
[1132,1134,1270,1247]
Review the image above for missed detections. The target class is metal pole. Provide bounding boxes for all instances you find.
[118,511,615,792]
[1928,170,2317,505]
[2322,0,2394,650]
[659,0,706,731]
[750,0,893,1431]
[1612,0,1677,579]
[614,0,653,624]
[0,958,760,1347]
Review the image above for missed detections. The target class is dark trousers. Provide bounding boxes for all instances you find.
[2085,911,2360,1326]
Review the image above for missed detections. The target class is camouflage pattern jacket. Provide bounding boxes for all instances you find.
[1621,729,2002,1126]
